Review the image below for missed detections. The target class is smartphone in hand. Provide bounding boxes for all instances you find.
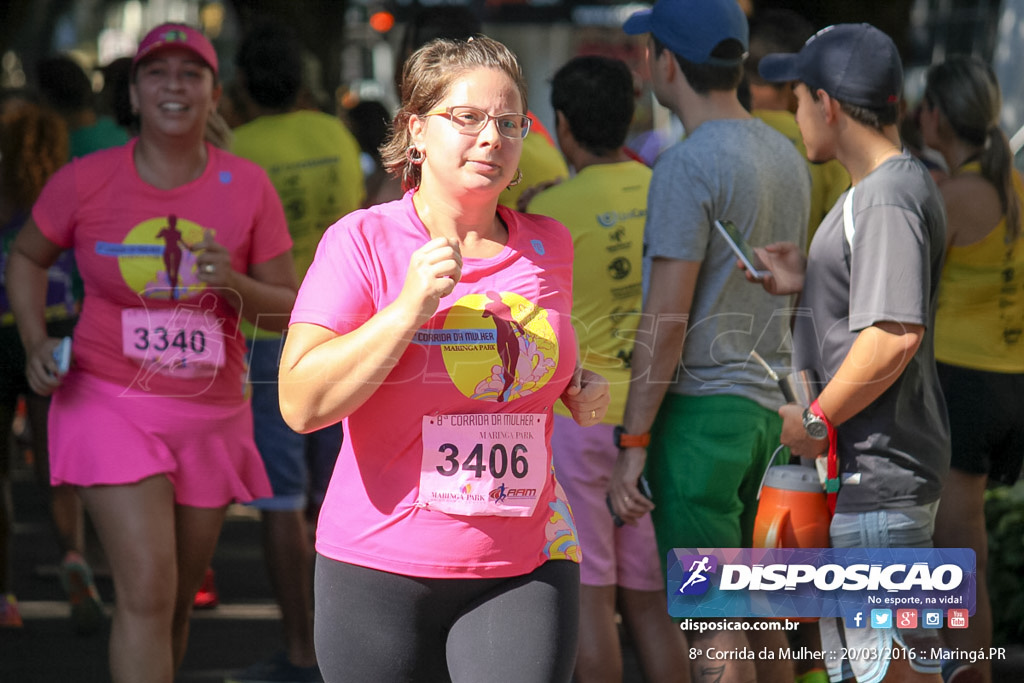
[52,336,72,375]
[606,475,653,527]
[714,219,770,280]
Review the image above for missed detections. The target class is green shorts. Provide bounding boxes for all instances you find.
[646,393,783,572]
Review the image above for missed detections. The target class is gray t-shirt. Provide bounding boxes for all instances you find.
[793,153,950,512]
[643,118,810,410]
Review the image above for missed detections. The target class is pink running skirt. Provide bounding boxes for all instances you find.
[48,371,271,507]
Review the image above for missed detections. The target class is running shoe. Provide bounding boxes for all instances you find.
[225,651,323,683]
[193,567,219,610]
[0,593,23,628]
[58,552,104,635]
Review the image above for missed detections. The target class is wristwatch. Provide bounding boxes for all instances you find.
[613,425,650,449]
[802,408,828,440]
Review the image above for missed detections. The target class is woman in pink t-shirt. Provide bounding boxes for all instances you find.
[279,37,609,683]
[6,25,296,682]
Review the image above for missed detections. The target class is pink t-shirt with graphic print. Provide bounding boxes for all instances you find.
[32,140,291,405]
[291,192,581,578]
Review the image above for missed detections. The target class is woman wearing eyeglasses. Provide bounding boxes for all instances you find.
[278,36,608,683]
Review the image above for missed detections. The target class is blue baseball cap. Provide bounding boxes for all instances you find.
[623,0,749,67]
[758,23,902,109]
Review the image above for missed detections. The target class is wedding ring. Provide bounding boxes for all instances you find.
[203,264,215,274]
[590,409,597,420]
[624,495,632,505]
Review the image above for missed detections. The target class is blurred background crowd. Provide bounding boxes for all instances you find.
[0,0,1022,172]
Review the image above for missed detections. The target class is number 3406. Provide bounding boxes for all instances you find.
[435,442,529,479]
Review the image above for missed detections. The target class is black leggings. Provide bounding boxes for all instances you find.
[314,555,580,683]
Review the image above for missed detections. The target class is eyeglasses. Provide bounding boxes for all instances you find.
[423,106,531,140]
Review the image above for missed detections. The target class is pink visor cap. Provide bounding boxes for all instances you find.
[133,24,219,77]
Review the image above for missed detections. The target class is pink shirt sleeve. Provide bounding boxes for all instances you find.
[290,210,377,335]
[32,161,79,249]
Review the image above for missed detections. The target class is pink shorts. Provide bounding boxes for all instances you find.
[48,371,271,507]
[550,415,663,590]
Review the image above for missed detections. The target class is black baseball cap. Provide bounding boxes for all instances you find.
[758,23,902,109]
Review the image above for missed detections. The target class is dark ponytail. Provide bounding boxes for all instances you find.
[981,123,1020,241]
[925,55,1020,241]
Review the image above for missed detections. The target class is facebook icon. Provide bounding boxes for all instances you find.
[845,611,866,629]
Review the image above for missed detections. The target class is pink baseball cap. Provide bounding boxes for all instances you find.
[133,23,219,77]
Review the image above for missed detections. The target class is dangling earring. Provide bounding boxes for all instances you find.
[406,146,425,165]
[507,168,523,188]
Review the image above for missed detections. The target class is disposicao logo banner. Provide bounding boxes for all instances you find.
[668,548,976,620]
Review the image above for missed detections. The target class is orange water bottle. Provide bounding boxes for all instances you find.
[753,459,830,550]
[753,449,829,624]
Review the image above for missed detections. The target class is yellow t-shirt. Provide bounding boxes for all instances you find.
[754,109,849,244]
[233,110,365,337]
[935,163,1024,372]
[499,133,569,210]
[526,160,651,422]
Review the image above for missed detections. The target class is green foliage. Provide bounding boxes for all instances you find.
[985,480,1024,645]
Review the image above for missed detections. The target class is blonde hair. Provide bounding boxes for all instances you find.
[379,36,528,191]
[925,56,1019,241]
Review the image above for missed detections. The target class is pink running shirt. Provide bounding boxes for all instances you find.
[291,192,582,578]
[32,140,291,404]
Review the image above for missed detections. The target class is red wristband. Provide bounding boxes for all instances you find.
[811,398,839,517]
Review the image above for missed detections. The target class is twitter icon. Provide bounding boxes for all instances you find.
[870,609,892,628]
